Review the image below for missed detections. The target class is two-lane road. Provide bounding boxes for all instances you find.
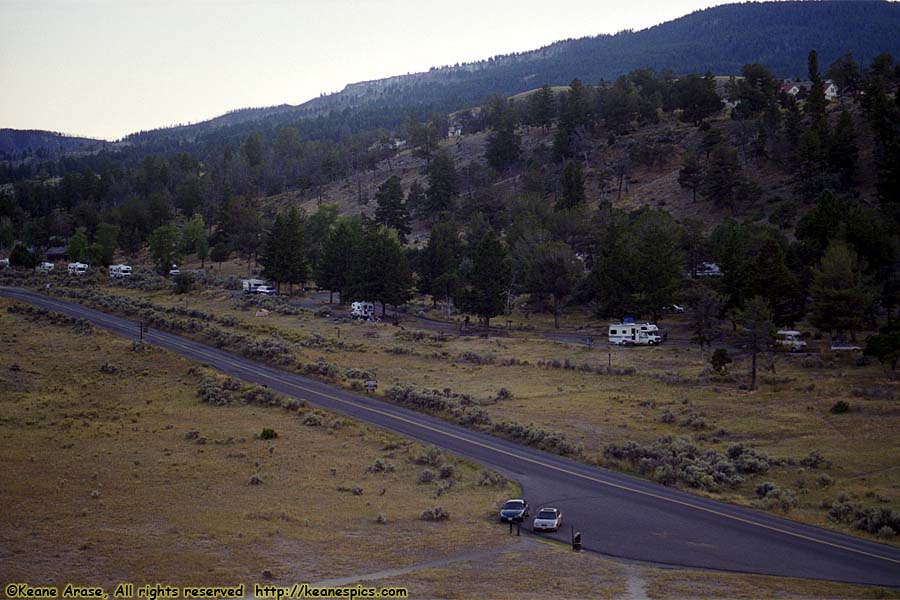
[3,287,899,587]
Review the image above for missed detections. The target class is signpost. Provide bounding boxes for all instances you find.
[364,380,377,393]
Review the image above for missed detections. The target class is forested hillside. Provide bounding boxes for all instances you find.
[2,4,900,366]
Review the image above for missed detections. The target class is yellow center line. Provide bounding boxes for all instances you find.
[12,291,900,569]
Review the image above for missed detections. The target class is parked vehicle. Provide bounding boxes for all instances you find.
[242,278,267,294]
[532,508,563,532]
[695,262,723,277]
[109,264,132,278]
[776,330,807,352]
[67,262,88,275]
[830,342,862,352]
[499,498,529,522]
[254,285,276,296]
[168,264,180,276]
[0,258,9,269]
[609,322,663,346]
[667,304,685,314]
[35,262,54,273]
[350,301,376,321]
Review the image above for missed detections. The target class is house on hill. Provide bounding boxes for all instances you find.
[781,79,839,101]
[45,246,68,262]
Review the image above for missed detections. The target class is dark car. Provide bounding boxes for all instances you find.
[499,498,529,522]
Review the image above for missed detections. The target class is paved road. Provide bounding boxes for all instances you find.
[4,286,899,587]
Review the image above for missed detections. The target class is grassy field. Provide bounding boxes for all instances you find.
[2,297,898,598]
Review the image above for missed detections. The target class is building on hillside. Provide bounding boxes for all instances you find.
[45,246,68,262]
[781,79,839,101]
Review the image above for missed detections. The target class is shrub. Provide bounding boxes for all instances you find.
[877,526,896,539]
[99,362,117,374]
[458,351,496,365]
[197,375,234,406]
[241,338,296,366]
[259,428,278,440]
[816,474,835,487]
[173,272,194,294]
[301,412,323,426]
[477,470,508,487]
[367,458,395,473]
[242,386,279,406]
[495,387,514,401]
[710,349,732,373]
[830,400,850,414]
[420,507,449,522]
[800,451,831,469]
[438,463,456,480]
[417,469,436,484]
[680,413,707,430]
[376,512,387,524]
[660,409,676,424]
[416,446,443,467]
[851,387,895,401]
[752,483,798,512]
[248,474,263,485]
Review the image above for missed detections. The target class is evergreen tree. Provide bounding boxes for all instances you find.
[525,241,581,328]
[67,228,88,263]
[315,217,364,303]
[374,176,411,242]
[751,238,801,326]
[148,224,181,274]
[458,229,511,330]
[9,243,39,268]
[678,151,704,202]
[701,144,743,209]
[260,208,307,293]
[864,322,900,371]
[529,84,556,131]
[674,73,722,125]
[485,119,521,172]
[737,296,775,391]
[210,242,231,268]
[557,161,586,210]
[346,225,413,316]
[418,221,463,311]
[94,222,119,266]
[805,50,828,124]
[810,241,870,341]
[424,152,458,221]
[684,284,724,359]
[405,181,426,222]
[828,109,859,190]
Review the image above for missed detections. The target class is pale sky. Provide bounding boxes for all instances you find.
[0,0,730,141]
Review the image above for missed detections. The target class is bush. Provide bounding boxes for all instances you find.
[375,512,387,524]
[605,437,771,492]
[439,463,457,480]
[752,482,798,512]
[301,412,323,426]
[877,526,896,539]
[417,469,436,484]
[242,386,279,406]
[816,474,835,487]
[197,375,234,406]
[477,470,508,487]
[495,387,514,401]
[800,451,831,469]
[660,409,676,424]
[367,458,395,474]
[259,428,278,440]
[173,272,194,294]
[680,413,707,430]
[830,400,850,414]
[416,445,443,467]
[421,507,449,522]
[458,351,496,365]
[710,349,732,374]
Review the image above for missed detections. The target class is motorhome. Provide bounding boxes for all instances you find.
[694,262,723,277]
[0,258,9,269]
[776,330,807,352]
[67,262,88,275]
[242,278,267,294]
[609,322,663,346]
[36,262,54,273]
[350,301,376,321]
[109,264,132,278]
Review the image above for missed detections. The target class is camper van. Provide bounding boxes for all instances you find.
[36,262,54,273]
[350,301,377,321]
[242,279,267,294]
[609,322,663,346]
[776,330,807,352]
[109,264,132,279]
[67,262,88,275]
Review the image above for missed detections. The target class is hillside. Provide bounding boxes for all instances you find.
[0,129,110,157]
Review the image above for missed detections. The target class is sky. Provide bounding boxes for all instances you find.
[0,0,730,141]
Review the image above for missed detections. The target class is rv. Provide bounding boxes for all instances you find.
[350,301,377,321]
[67,262,88,275]
[36,262,54,273]
[0,258,9,269]
[609,322,663,346]
[776,330,807,352]
[242,278,267,294]
[694,262,723,277]
[109,264,132,278]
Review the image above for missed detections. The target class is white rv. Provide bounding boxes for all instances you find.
[36,262,54,273]
[776,330,807,352]
[695,262,723,277]
[609,323,663,346]
[67,262,88,275]
[350,301,376,321]
[242,278,267,294]
[109,264,132,278]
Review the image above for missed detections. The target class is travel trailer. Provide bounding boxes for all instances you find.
[67,262,88,275]
[109,264,132,278]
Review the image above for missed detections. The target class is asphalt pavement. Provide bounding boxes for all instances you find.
[3,286,899,587]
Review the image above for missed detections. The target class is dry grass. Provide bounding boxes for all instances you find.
[0,298,518,588]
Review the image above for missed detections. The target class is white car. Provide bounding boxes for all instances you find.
[168,265,181,276]
[254,285,276,296]
[831,343,862,352]
[532,507,563,532]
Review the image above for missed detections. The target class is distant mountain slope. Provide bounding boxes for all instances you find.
[123,1,900,149]
[0,129,110,155]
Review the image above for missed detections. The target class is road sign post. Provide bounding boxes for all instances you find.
[364,380,377,394]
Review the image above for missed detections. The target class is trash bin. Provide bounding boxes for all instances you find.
[572,532,582,551]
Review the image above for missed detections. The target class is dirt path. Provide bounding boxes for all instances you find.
[310,538,540,587]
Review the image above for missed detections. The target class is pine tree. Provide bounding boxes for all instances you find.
[810,241,870,341]
[418,221,463,310]
[485,119,521,172]
[425,152,458,221]
[458,229,511,330]
[406,181,426,222]
[828,109,859,190]
[557,161,586,210]
[751,238,801,326]
[525,241,581,328]
[315,218,363,303]
[737,296,775,391]
[530,84,556,131]
[374,176,411,242]
[678,151,703,202]
[67,228,89,263]
[701,144,743,209]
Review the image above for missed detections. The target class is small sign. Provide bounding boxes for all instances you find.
[364,380,377,392]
